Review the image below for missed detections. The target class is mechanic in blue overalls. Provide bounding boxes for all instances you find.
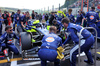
[14,10,24,33]
[66,8,75,23]
[75,10,83,25]
[84,6,100,33]
[38,26,62,66]
[0,26,19,55]
[61,18,95,66]
[20,11,30,29]
[52,20,63,33]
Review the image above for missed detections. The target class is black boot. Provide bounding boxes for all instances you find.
[84,60,94,65]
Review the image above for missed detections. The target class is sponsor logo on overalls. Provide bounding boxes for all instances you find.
[45,37,55,42]
[7,40,13,44]
[90,15,94,20]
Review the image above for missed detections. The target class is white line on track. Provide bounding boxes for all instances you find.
[11,61,41,66]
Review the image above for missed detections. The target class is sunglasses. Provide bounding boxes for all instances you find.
[9,29,13,31]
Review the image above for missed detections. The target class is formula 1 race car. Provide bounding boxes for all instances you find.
[18,19,73,60]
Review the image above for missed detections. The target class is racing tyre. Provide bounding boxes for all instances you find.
[20,32,32,50]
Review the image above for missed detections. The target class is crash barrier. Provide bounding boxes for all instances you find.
[78,27,97,66]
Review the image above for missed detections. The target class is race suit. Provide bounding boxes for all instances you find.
[63,23,95,66]
[14,13,23,32]
[38,32,62,66]
[76,14,83,25]
[66,14,75,23]
[85,10,99,27]
[0,32,19,54]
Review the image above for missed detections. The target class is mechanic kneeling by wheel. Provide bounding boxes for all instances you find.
[38,26,62,66]
[0,26,19,55]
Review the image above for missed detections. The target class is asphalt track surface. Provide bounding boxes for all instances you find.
[0,23,100,66]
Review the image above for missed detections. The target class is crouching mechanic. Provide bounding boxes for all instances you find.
[0,26,19,55]
[61,18,95,66]
[38,26,62,66]
[52,20,64,33]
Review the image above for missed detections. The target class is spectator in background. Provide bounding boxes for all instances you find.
[7,12,11,26]
[84,0,87,7]
[35,12,39,20]
[39,13,42,22]
[31,10,35,19]
[92,2,95,7]
[0,16,4,36]
[2,11,9,26]
[22,12,25,16]
[0,9,3,36]
[11,12,15,23]
[26,11,30,22]
[97,2,100,12]
[42,13,45,20]
[0,9,2,18]
[49,12,55,25]
[45,13,48,21]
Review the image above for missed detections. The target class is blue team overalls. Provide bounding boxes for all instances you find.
[63,23,95,66]
[76,14,83,25]
[38,33,62,66]
[85,10,99,35]
[66,14,75,23]
[52,20,63,32]
[85,10,99,27]
[0,32,19,54]
[56,20,64,32]
[14,13,23,32]
[21,15,29,25]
